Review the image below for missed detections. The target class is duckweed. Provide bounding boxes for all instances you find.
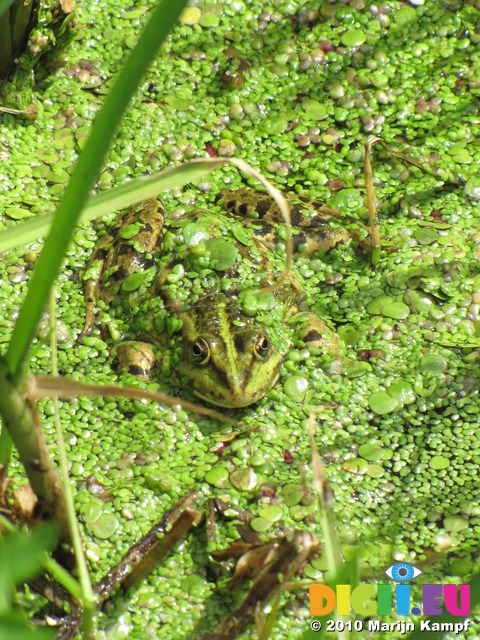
[429,455,450,471]
[88,513,119,540]
[229,467,257,491]
[394,6,418,26]
[204,466,229,488]
[250,517,274,533]
[420,353,448,374]
[302,99,328,121]
[465,177,480,201]
[444,516,469,533]
[366,295,393,315]
[258,504,283,522]
[121,272,143,292]
[283,484,304,507]
[333,188,364,211]
[283,375,309,402]
[414,227,440,245]
[183,223,209,246]
[80,501,103,523]
[381,302,410,320]
[340,29,366,48]
[206,237,238,271]
[369,391,401,415]
[199,12,220,28]
[179,7,201,25]
[358,443,392,462]
[366,464,385,478]
[387,380,416,405]
[343,458,368,474]
[4,207,33,219]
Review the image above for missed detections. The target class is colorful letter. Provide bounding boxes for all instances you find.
[444,584,470,616]
[351,584,378,616]
[423,584,443,615]
[377,584,392,615]
[309,585,336,616]
[336,584,351,615]
[396,584,410,615]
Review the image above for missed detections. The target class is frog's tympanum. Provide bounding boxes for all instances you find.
[83,188,365,408]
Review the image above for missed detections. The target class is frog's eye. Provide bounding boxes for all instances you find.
[254,335,270,359]
[192,338,210,365]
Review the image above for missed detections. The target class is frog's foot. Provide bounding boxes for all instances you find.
[295,313,343,356]
[115,341,156,377]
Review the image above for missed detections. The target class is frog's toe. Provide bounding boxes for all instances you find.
[115,341,156,377]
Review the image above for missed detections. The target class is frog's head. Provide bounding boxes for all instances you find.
[174,303,282,408]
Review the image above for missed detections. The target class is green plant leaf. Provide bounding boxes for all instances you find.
[0,612,54,640]
[0,0,16,19]
[0,525,58,615]
[0,159,236,253]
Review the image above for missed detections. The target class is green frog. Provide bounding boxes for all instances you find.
[83,188,369,408]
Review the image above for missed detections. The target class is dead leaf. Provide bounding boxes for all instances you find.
[60,0,75,13]
[13,484,37,518]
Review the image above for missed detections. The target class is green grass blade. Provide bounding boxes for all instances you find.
[0,525,57,614]
[0,0,16,18]
[0,1,13,78]
[49,289,95,635]
[0,160,222,252]
[0,155,291,255]
[5,0,188,381]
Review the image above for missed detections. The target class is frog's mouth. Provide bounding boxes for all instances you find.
[192,372,280,409]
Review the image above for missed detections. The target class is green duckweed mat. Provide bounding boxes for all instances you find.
[1,0,480,638]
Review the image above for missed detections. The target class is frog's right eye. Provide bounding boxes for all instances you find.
[192,338,210,365]
[254,335,270,359]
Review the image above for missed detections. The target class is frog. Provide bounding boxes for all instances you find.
[82,187,370,408]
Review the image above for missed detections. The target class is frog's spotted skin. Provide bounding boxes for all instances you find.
[218,188,372,253]
[84,199,165,330]
[83,189,350,408]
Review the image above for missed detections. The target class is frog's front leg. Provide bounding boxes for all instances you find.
[82,236,116,337]
[115,341,156,377]
[82,198,165,336]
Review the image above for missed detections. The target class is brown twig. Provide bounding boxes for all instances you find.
[57,491,203,640]
[26,376,237,425]
[364,137,382,265]
[364,135,465,265]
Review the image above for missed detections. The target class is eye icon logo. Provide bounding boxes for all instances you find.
[385,563,423,582]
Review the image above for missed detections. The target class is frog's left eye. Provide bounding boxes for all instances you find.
[192,338,210,365]
[384,563,423,582]
[254,335,270,359]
